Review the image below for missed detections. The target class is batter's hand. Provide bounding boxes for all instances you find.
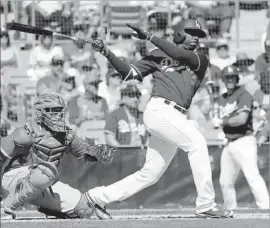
[126,23,153,41]
[91,39,109,56]
[212,117,222,129]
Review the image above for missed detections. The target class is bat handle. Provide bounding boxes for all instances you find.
[53,32,92,44]
[73,37,93,44]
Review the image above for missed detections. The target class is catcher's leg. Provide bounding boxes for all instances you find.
[2,162,59,219]
[31,181,111,220]
[1,167,30,220]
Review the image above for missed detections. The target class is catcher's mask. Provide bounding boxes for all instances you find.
[34,94,67,132]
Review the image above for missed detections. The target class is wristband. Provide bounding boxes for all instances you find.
[146,34,154,42]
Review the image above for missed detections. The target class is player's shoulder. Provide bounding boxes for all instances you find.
[6,123,33,147]
[236,86,252,98]
[196,51,209,65]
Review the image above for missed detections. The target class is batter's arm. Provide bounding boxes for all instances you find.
[91,39,155,81]
[149,36,208,75]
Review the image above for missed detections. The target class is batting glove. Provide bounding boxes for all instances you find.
[91,39,109,56]
[212,117,222,129]
[126,23,153,41]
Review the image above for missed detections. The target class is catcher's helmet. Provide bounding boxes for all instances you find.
[34,93,67,132]
[173,19,206,44]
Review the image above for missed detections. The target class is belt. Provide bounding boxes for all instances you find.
[164,99,188,115]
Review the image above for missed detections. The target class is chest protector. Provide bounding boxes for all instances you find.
[26,122,75,167]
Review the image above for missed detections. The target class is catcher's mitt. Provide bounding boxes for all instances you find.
[84,144,115,165]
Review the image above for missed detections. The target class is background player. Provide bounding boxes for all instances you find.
[213,66,269,209]
[88,19,233,218]
[1,93,114,220]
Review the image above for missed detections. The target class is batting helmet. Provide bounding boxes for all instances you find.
[34,94,67,132]
[222,66,240,84]
[173,19,206,44]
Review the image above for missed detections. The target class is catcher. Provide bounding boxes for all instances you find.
[0,93,114,220]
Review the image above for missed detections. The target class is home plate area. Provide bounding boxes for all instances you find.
[1,208,269,228]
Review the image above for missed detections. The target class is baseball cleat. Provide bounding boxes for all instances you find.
[196,204,234,218]
[85,193,112,220]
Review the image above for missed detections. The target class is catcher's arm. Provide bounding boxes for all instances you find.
[68,134,115,165]
[1,126,32,174]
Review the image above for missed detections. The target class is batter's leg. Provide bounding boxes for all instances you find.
[219,143,240,209]
[142,97,217,213]
[87,134,177,206]
[232,136,269,209]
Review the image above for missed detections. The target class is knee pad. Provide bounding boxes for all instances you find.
[28,162,59,190]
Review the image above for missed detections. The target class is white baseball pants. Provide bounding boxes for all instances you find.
[88,96,216,213]
[219,135,269,209]
[2,166,81,213]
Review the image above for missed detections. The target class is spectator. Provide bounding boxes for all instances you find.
[68,71,108,127]
[0,28,21,78]
[252,100,267,139]
[257,109,270,146]
[188,1,234,38]
[233,52,260,96]
[188,43,222,129]
[63,21,96,71]
[254,38,270,111]
[104,83,148,147]
[58,68,80,103]
[211,39,236,70]
[98,69,122,112]
[23,1,73,35]
[27,28,64,81]
[36,55,66,95]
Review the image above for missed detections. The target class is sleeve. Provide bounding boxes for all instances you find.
[127,55,156,80]
[68,135,97,162]
[104,113,118,136]
[237,92,253,113]
[193,52,209,79]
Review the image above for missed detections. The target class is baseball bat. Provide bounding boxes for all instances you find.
[7,22,92,44]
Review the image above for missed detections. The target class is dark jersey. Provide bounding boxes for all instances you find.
[131,48,209,109]
[105,106,147,146]
[218,86,253,140]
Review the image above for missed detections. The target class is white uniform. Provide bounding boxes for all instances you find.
[88,97,217,213]
[2,166,81,213]
[218,86,269,209]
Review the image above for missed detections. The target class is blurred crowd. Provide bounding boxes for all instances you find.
[1,0,270,148]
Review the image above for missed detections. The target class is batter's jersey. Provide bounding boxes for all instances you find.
[131,48,209,109]
[218,86,253,140]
